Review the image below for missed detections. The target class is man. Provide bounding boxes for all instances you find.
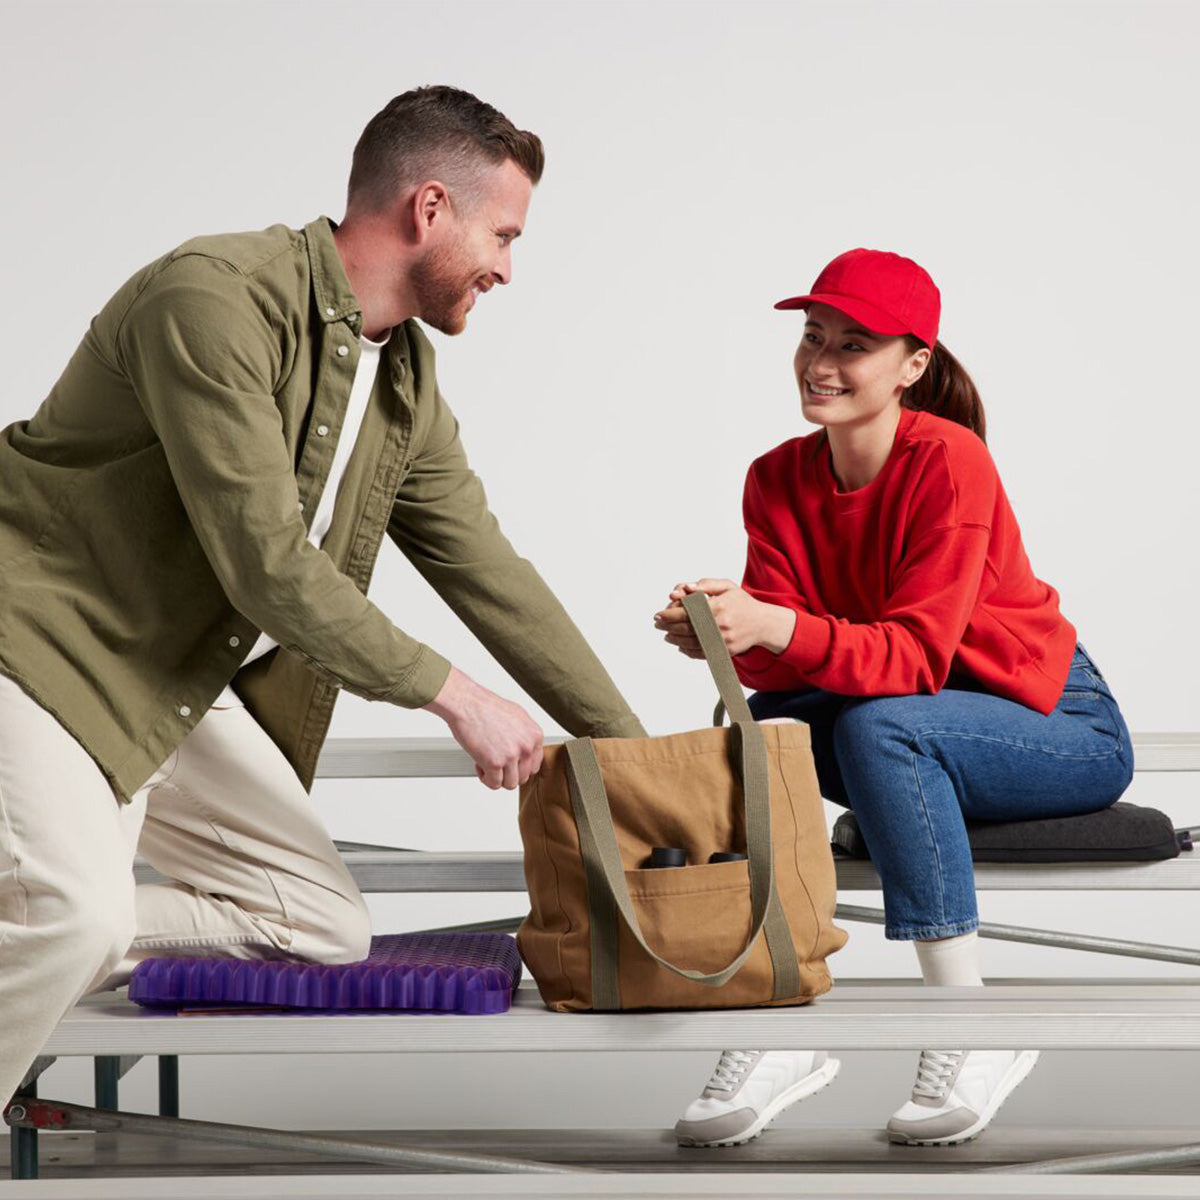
[0,85,644,1104]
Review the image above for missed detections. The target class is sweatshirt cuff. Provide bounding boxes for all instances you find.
[732,644,779,684]
[385,645,453,709]
[783,610,833,673]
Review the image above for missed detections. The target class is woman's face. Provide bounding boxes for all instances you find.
[793,302,929,429]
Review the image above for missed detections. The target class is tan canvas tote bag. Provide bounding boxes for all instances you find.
[517,592,847,1012]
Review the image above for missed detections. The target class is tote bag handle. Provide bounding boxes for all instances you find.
[563,592,799,1007]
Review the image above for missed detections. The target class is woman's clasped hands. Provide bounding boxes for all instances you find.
[653,578,797,659]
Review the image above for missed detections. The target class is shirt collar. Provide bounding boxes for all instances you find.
[304,214,413,380]
[304,216,361,327]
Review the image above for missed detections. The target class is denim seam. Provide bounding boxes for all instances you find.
[909,727,1124,761]
[907,743,950,929]
[886,917,980,941]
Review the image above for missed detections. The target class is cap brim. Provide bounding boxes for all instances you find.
[773,292,911,337]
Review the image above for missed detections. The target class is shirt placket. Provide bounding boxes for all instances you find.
[295,311,362,520]
[292,342,416,781]
[349,351,414,584]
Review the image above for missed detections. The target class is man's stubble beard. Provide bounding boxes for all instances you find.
[410,235,478,336]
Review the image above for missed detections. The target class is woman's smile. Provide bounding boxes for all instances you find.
[804,379,850,399]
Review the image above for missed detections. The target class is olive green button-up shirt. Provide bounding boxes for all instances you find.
[0,217,644,802]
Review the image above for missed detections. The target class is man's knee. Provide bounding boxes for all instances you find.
[38,885,137,988]
[306,891,372,965]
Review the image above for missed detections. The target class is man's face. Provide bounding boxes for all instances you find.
[410,158,532,335]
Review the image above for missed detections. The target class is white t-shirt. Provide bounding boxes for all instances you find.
[214,331,388,707]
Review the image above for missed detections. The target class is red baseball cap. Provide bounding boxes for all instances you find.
[774,248,940,348]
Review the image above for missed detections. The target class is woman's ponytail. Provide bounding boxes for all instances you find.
[901,337,987,445]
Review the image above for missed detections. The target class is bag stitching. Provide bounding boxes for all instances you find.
[778,749,825,973]
[586,733,808,769]
[624,879,752,900]
[528,771,578,1008]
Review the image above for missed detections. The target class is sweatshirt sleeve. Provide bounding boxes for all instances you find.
[733,463,824,692]
[734,442,996,697]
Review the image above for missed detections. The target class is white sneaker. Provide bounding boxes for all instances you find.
[887,1048,1040,1145]
[674,1049,841,1147]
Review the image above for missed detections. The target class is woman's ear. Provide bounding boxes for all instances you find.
[903,347,931,388]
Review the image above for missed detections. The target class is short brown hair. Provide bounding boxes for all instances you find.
[347,85,544,213]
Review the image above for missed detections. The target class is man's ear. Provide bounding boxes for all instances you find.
[411,181,451,245]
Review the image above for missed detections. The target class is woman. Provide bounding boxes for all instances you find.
[653,248,1134,1149]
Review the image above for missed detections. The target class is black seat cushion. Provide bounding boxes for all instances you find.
[831,802,1183,863]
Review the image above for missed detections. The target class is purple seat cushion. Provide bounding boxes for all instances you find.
[128,932,521,1014]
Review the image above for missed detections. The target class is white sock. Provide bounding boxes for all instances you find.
[914,931,984,987]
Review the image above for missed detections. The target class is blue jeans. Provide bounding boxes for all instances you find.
[749,643,1135,940]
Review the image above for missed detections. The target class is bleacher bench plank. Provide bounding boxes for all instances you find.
[133,849,1200,893]
[43,980,1200,1056]
[3,1173,1197,1198]
[134,730,1200,894]
[312,733,1200,778]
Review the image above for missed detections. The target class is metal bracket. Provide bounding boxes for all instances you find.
[982,1140,1200,1174]
[836,903,1200,966]
[16,1057,55,1092]
[4,1095,600,1175]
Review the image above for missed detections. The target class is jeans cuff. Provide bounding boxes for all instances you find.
[884,917,980,941]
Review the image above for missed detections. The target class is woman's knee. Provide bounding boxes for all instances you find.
[831,695,912,754]
[829,696,934,814]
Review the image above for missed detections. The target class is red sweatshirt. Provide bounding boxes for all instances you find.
[734,405,1077,715]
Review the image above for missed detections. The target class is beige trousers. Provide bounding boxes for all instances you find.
[0,672,371,1105]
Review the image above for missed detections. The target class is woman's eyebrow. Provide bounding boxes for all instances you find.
[805,320,880,341]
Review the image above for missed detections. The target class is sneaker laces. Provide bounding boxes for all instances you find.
[912,1049,966,1100]
[705,1049,759,1092]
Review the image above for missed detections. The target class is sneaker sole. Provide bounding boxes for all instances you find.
[887,1050,1040,1147]
[677,1056,842,1148]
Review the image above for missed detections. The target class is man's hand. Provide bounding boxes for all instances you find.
[653,578,796,658]
[424,667,544,790]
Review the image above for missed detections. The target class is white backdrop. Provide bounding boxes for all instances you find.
[3,0,1198,1136]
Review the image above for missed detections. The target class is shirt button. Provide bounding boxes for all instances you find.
[316,424,329,437]
[336,345,349,357]
[325,306,336,317]
[228,636,240,648]
[178,704,192,718]
[298,500,305,512]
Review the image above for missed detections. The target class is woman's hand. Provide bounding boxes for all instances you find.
[653,578,797,658]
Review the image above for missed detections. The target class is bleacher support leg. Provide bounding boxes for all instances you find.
[94,1056,120,1111]
[158,1056,179,1118]
[8,1079,38,1181]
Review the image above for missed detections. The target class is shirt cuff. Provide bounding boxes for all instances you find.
[593,712,648,739]
[385,645,453,709]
